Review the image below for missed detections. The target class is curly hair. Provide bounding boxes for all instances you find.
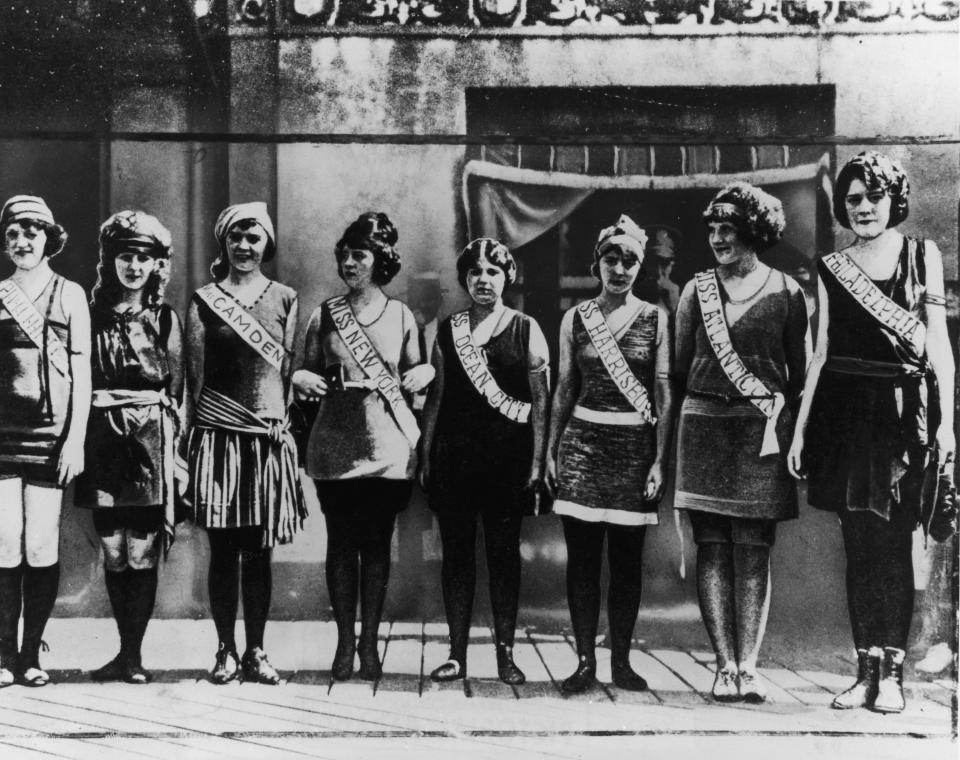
[833,151,910,230]
[702,182,786,252]
[90,210,172,318]
[335,212,401,286]
[456,238,517,291]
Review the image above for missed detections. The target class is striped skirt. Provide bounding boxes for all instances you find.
[188,388,307,547]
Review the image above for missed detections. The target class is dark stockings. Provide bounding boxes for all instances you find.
[562,518,646,667]
[841,511,914,651]
[20,563,60,668]
[0,565,23,663]
[437,508,523,666]
[324,508,397,656]
[104,568,159,666]
[207,528,272,653]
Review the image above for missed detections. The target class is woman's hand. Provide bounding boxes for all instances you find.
[401,364,435,394]
[644,460,665,502]
[293,369,328,401]
[57,435,85,487]
[417,457,431,492]
[544,456,558,498]
[936,424,956,471]
[787,432,806,479]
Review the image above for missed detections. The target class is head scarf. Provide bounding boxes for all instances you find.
[214,202,275,251]
[595,214,648,261]
[1,195,55,229]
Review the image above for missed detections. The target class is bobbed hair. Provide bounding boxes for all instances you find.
[335,212,401,286]
[833,151,910,230]
[90,210,172,318]
[702,181,785,253]
[3,219,67,259]
[456,238,517,291]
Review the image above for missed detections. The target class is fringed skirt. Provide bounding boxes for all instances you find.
[188,388,307,547]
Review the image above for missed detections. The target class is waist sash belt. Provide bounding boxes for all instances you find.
[450,310,530,424]
[92,388,183,557]
[694,270,785,457]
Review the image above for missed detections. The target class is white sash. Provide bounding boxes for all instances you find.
[576,299,656,425]
[694,270,785,457]
[821,251,926,356]
[326,296,420,447]
[195,283,286,371]
[449,310,530,424]
[0,277,69,376]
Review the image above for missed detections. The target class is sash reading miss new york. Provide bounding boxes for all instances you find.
[821,251,926,356]
[449,310,530,424]
[326,296,420,447]
[577,299,656,425]
[694,270,785,457]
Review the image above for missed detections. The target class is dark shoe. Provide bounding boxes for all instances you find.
[711,664,740,702]
[611,660,648,691]
[331,639,356,681]
[737,668,767,704]
[90,654,127,683]
[561,656,596,694]
[831,647,881,710]
[496,644,526,686]
[358,645,382,681]
[242,647,281,685]
[871,647,906,714]
[430,658,466,682]
[211,643,240,685]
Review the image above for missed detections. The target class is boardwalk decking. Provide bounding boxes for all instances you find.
[0,618,953,759]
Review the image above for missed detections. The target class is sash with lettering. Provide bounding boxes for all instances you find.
[326,296,420,447]
[0,277,69,376]
[576,299,656,425]
[449,310,530,424]
[821,249,926,358]
[195,283,286,371]
[694,270,785,457]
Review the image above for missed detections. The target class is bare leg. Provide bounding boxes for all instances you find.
[733,544,771,671]
[696,543,737,668]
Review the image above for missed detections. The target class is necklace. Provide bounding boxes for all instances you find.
[722,268,772,306]
[353,297,390,327]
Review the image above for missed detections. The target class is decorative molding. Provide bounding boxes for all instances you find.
[210,0,959,29]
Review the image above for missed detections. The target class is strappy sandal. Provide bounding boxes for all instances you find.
[211,644,240,685]
[19,642,50,687]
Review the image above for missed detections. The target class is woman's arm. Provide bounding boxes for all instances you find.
[923,241,955,467]
[185,299,205,406]
[400,302,435,394]
[292,308,328,400]
[646,306,675,502]
[783,277,812,410]
[165,307,185,405]
[526,318,551,487]
[673,280,697,403]
[59,281,92,486]
[416,339,445,491]
[282,295,300,389]
[545,309,579,495]
[787,276,830,478]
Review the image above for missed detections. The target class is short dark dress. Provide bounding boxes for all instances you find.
[75,305,179,511]
[806,238,929,522]
[555,301,665,527]
[0,274,72,469]
[429,311,536,515]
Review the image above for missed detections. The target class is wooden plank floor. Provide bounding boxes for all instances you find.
[0,618,952,759]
